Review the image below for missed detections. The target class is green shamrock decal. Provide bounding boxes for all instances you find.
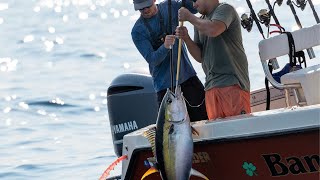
[242,162,258,176]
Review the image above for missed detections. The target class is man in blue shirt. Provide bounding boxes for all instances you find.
[131,0,207,121]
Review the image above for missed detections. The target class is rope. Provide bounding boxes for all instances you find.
[183,96,205,108]
[99,155,128,180]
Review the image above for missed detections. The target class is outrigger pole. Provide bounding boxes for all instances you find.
[168,0,174,92]
[175,0,186,91]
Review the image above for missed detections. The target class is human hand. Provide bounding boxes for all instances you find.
[175,26,189,41]
[178,7,192,22]
[164,35,176,49]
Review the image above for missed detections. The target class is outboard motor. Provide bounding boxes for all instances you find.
[107,73,158,157]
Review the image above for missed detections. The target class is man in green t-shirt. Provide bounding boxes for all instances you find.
[176,0,251,120]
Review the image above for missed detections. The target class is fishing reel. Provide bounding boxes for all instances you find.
[258,9,271,26]
[276,0,283,6]
[295,0,307,10]
[240,13,253,32]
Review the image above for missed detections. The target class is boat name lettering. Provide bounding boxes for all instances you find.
[262,153,319,176]
[193,152,211,164]
[113,121,138,134]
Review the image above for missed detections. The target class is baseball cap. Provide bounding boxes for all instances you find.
[133,0,153,11]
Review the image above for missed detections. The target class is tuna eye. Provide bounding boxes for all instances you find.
[167,98,172,104]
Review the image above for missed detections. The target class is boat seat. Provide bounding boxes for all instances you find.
[281,64,320,106]
[258,24,320,107]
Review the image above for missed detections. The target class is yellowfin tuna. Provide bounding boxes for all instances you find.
[142,86,209,180]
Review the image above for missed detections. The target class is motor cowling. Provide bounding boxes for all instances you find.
[107,73,158,157]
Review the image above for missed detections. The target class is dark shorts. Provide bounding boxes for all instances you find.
[157,76,208,122]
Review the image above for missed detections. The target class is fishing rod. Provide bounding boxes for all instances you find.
[275,0,316,59]
[295,0,320,23]
[265,0,281,26]
[244,0,282,37]
[283,0,303,28]
[242,0,266,38]
[242,0,279,110]
[307,0,320,23]
[254,0,284,38]
[168,0,174,92]
[175,0,186,90]
[242,0,279,69]
[291,0,319,61]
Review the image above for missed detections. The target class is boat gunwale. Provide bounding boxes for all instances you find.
[122,126,319,180]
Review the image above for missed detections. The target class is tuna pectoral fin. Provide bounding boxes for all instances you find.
[141,167,158,180]
[191,126,200,136]
[190,168,209,180]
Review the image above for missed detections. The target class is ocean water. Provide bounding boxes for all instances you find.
[0,0,319,179]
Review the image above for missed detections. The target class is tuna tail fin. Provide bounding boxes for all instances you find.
[143,126,156,156]
[190,168,209,180]
[141,167,158,180]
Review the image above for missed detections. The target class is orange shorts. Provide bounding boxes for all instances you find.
[205,85,251,120]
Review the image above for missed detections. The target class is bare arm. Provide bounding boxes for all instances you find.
[179,7,226,37]
[175,26,202,63]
